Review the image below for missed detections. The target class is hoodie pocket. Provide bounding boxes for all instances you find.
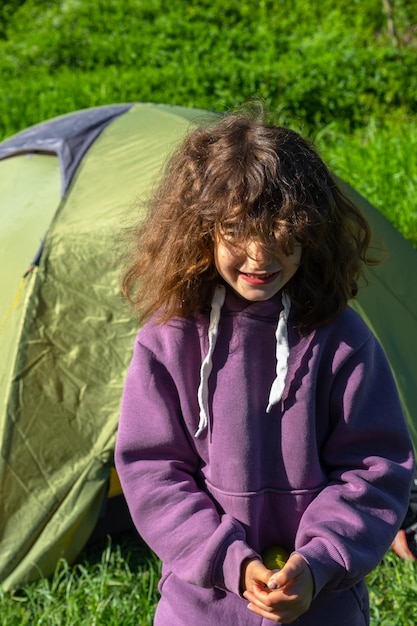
[205,480,324,552]
[349,580,369,619]
[157,569,172,594]
[308,583,368,626]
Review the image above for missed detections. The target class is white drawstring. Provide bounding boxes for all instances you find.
[266,292,291,413]
[195,286,291,437]
[195,284,226,438]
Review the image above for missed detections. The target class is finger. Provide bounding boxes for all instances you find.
[244,587,296,615]
[247,602,283,623]
[246,588,311,624]
[267,574,284,590]
[243,588,275,613]
[246,582,306,613]
[268,553,305,589]
[247,601,306,624]
[247,596,306,625]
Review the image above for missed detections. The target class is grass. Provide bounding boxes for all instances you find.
[367,550,417,625]
[1,0,416,140]
[1,532,417,625]
[313,115,417,249]
[0,533,161,626]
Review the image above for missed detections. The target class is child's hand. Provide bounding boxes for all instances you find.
[242,553,313,623]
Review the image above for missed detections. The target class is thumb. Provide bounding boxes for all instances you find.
[243,558,276,592]
[251,560,277,586]
[267,552,305,590]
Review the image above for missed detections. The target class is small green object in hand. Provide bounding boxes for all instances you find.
[262,545,290,570]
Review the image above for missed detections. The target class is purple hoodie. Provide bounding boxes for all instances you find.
[115,287,414,625]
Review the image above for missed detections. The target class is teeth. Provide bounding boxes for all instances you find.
[247,273,272,278]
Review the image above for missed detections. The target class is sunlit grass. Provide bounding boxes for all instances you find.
[315,115,417,249]
[0,533,160,626]
[367,550,417,625]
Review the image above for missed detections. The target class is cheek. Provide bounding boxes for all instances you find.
[290,247,302,270]
[294,245,302,262]
[214,248,226,277]
[284,250,302,279]
[214,245,223,269]
[215,243,240,272]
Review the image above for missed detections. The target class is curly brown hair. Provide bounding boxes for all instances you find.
[122,111,378,333]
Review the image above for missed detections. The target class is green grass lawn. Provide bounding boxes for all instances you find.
[314,116,417,249]
[0,533,160,626]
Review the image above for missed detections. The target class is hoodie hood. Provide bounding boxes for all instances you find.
[195,284,291,437]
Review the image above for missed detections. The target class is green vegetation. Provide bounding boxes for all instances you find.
[0,534,161,626]
[0,0,416,247]
[0,0,414,129]
[315,117,417,248]
[1,0,416,135]
[0,1,416,624]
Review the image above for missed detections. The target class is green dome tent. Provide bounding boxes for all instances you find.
[0,103,214,591]
[0,103,416,591]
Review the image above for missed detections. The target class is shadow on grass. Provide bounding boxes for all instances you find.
[75,492,156,572]
[79,528,155,573]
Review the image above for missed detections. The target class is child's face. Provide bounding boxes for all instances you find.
[214,236,302,302]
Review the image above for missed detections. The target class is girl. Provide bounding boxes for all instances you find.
[115,112,414,625]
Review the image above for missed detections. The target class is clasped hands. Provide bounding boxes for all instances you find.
[242,553,314,623]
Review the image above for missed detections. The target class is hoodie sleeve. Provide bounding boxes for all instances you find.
[114,337,259,596]
[294,335,414,596]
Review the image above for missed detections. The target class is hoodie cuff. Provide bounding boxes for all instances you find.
[218,538,260,596]
[296,542,346,598]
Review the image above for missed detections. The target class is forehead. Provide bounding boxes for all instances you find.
[217,205,279,228]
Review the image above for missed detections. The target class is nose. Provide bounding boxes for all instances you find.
[246,240,272,266]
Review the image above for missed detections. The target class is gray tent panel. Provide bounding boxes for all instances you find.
[0,104,133,195]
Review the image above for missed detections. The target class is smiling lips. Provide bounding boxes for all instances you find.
[240,271,280,285]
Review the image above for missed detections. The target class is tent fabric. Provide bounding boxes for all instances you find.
[0,103,416,591]
[0,104,133,196]
[0,103,214,591]
[343,180,417,447]
[0,153,61,401]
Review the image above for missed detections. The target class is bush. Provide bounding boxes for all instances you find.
[0,0,416,247]
[0,0,416,138]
